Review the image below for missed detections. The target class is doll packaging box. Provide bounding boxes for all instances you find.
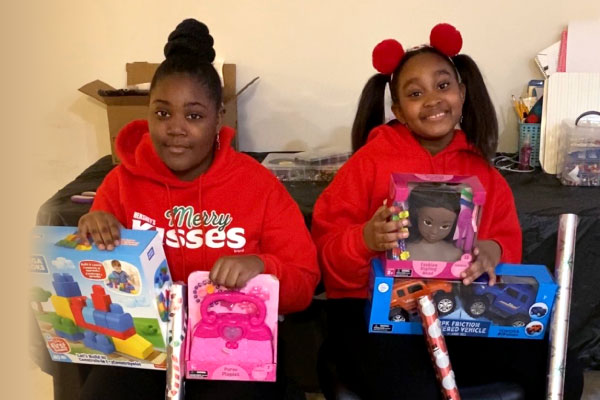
[367,258,557,340]
[186,271,279,382]
[384,173,486,280]
[30,226,172,369]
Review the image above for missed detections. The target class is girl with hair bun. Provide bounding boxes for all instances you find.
[77,19,317,399]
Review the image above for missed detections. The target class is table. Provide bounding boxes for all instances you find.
[37,156,600,369]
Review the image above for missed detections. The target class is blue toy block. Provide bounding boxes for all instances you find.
[55,330,85,342]
[94,335,115,354]
[82,306,96,325]
[83,331,96,349]
[83,331,115,354]
[53,273,71,282]
[106,312,134,332]
[59,282,81,298]
[51,273,82,298]
[109,303,124,314]
[93,310,108,328]
[52,281,68,297]
[86,299,93,307]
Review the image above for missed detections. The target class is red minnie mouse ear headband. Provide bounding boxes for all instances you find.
[372,23,463,75]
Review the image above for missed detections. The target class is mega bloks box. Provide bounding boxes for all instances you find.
[384,173,485,279]
[30,226,172,369]
[367,258,557,339]
[186,271,279,382]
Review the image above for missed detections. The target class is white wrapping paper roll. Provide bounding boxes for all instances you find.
[166,283,187,400]
[547,214,578,400]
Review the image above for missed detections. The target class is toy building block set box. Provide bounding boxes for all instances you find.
[383,173,485,279]
[79,62,238,164]
[186,271,279,382]
[367,258,557,340]
[30,226,173,369]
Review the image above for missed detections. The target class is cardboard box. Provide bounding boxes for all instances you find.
[383,173,485,279]
[367,258,557,339]
[30,226,172,369]
[80,62,238,164]
[186,271,279,381]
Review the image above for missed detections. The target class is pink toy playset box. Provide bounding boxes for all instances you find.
[185,272,279,382]
[384,173,485,279]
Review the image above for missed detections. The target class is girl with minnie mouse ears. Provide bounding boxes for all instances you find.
[352,23,497,161]
[313,23,581,400]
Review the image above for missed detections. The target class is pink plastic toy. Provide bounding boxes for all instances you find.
[186,272,279,382]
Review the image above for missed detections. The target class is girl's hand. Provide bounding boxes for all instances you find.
[209,255,265,289]
[77,211,122,250]
[460,240,501,286]
[363,205,409,252]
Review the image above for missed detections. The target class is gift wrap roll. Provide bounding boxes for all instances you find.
[417,295,461,400]
[547,214,578,400]
[166,283,187,400]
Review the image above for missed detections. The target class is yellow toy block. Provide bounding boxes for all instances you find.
[50,295,75,321]
[113,334,153,359]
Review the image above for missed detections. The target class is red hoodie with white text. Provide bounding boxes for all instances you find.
[92,120,320,314]
[312,122,522,299]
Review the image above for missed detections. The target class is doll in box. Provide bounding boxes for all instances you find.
[405,187,463,262]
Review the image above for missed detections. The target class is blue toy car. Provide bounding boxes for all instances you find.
[461,282,537,327]
[530,306,547,318]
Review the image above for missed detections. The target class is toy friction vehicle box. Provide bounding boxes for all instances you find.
[383,173,485,280]
[367,258,557,339]
[30,226,173,369]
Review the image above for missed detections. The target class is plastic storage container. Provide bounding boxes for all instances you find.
[261,151,349,181]
[558,111,600,187]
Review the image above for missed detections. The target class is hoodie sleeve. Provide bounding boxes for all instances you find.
[477,169,522,263]
[90,168,127,225]
[255,182,321,315]
[311,157,379,299]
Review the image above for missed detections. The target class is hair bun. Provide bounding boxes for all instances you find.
[164,19,215,63]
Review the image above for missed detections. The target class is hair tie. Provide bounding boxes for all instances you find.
[371,23,463,75]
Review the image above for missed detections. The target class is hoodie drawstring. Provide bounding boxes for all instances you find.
[198,178,207,275]
[165,184,187,281]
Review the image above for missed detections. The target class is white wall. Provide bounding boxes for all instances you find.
[20,0,600,214]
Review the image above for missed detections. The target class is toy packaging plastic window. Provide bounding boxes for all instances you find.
[384,173,485,279]
[186,272,279,382]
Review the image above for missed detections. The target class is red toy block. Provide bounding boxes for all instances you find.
[91,285,112,312]
[69,296,88,326]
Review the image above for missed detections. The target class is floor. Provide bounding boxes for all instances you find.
[29,362,600,399]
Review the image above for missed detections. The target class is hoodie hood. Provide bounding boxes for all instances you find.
[116,119,237,188]
[367,121,481,159]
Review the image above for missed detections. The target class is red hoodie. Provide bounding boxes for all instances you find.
[312,122,522,299]
[91,120,320,314]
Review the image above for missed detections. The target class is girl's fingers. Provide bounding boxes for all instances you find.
[77,222,91,246]
[209,259,223,283]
